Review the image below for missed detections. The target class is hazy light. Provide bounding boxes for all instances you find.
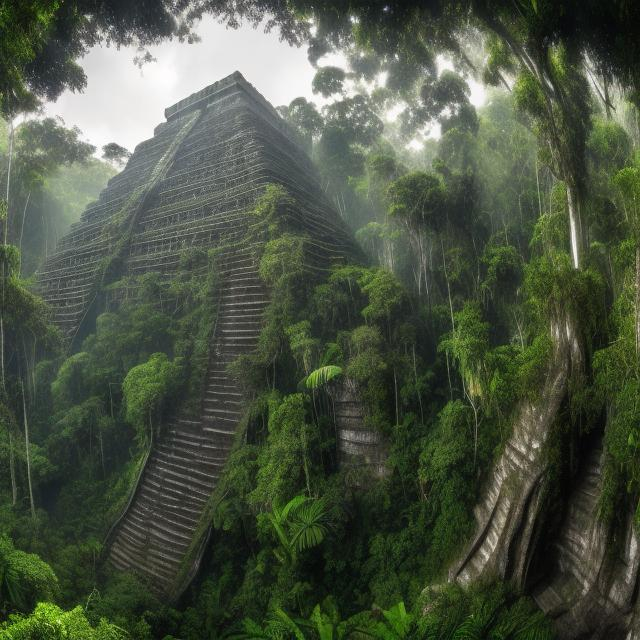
[44,17,318,154]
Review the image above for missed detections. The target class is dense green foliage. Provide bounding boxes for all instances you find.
[0,116,115,275]
[230,583,553,640]
[4,2,640,638]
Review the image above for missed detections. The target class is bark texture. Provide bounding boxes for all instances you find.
[450,311,640,639]
[533,439,640,639]
[450,315,582,588]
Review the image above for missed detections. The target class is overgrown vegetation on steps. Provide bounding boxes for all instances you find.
[0,246,220,623]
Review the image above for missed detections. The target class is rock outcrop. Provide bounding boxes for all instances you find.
[38,73,359,599]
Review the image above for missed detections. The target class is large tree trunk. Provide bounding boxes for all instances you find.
[449,313,581,588]
[532,436,640,638]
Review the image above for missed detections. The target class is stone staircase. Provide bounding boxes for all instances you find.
[107,248,267,595]
[39,72,361,598]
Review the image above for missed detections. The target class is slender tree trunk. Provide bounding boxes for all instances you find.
[465,388,480,469]
[301,428,312,497]
[413,344,424,424]
[566,183,583,270]
[42,210,48,258]
[0,315,4,392]
[18,191,31,275]
[422,236,430,309]
[0,286,11,506]
[109,383,115,418]
[445,350,453,400]
[21,381,36,519]
[535,156,543,217]
[0,119,14,514]
[441,239,456,399]
[30,335,36,396]
[635,244,640,358]
[393,366,399,426]
[98,421,105,479]
[441,239,456,333]
[9,431,17,506]
[513,310,525,349]
[603,74,612,120]
[0,121,13,402]
[4,118,14,244]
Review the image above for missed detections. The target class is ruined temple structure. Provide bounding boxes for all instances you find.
[332,378,389,482]
[39,72,640,640]
[37,72,364,599]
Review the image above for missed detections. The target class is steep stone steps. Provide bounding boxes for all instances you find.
[106,247,267,595]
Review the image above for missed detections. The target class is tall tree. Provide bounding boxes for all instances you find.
[3,117,95,269]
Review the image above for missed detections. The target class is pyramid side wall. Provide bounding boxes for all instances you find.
[36,114,196,340]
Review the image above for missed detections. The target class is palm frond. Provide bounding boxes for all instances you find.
[305,365,343,389]
[289,498,330,552]
[451,615,485,640]
[279,495,309,522]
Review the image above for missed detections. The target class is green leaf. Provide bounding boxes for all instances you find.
[305,365,343,389]
[273,608,307,640]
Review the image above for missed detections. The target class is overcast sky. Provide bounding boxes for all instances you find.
[43,17,319,154]
[42,16,485,156]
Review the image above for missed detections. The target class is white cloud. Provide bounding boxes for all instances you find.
[44,17,318,155]
[42,23,486,158]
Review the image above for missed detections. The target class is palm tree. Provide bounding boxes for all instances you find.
[268,495,331,565]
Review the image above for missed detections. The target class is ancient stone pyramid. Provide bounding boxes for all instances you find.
[37,72,359,598]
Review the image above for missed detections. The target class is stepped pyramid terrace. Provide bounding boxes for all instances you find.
[36,72,369,598]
